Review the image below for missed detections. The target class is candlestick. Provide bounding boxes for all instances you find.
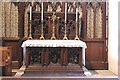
[30,6,32,20]
[41,2,43,20]
[65,2,67,22]
[79,18,81,37]
[74,3,79,40]
[40,20,44,40]
[28,20,32,39]
[40,2,44,40]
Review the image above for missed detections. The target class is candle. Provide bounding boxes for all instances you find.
[65,2,67,22]
[76,8,78,22]
[79,18,81,36]
[41,2,43,20]
[30,6,32,20]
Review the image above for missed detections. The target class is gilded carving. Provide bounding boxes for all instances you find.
[0,2,4,37]
[35,3,40,11]
[95,6,102,38]
[87,5,94,38]
[10,3,18,38]
[0,2,18,38]
[14,3,18,38]
[78,3,82,18]
[68,2,75,12]
[24,4,31,38]
[56,2,62,12]
[5,2,11,37]
[47,2,53,12]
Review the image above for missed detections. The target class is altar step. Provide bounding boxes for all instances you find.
[24,63,84,74]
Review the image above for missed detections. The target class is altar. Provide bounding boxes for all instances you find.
[21,40,87,67]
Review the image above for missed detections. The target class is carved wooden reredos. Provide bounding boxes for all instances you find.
[24,2,83,40]
[0,1,107,69]
[0,1,104,40]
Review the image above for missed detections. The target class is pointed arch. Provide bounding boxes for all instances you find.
[87,3,94,38]
[95,4,102,38]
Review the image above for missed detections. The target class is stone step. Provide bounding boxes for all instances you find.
[24,63,84,74]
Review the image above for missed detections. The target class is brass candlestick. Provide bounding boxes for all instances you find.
[40,20,45,40]
[74,22,79,40]
[51,12,57,40]
[28,20,33,39]
[63,21,68,40]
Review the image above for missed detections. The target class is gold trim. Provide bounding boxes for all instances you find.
[28,20,33,39]
[74,22,79,40]
[63,21,68,40]
[39,20,45,40]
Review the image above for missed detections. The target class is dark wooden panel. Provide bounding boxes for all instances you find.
[19,2,25,38]
[25,47,82,68]
[60,48,68,66]
[85,41,108,69]
[26,48,29,67]
[0,47,12,76]
[3,38,22,69]
[4,42,18,61]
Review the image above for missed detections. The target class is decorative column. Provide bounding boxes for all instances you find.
[63,2,68,40]
[28,3,33,39]
[40,2,45,40]
[51,12,56,40]
[74,2,80,40]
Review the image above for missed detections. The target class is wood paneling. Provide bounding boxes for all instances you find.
[0,2,108,70]
[3,38,22,69]
[85,41,108,69]
[0,47,12,76]
[25,47,82,68]
[83,2,108,69]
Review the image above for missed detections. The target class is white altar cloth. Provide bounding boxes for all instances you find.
[22,40,87,48]
[21,40,87,66]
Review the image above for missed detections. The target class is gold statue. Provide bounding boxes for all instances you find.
[47,2,53,12]
[56,2,62,12]
[68,2,74,12]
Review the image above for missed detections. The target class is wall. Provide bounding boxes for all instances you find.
[108,0,118,75]
[118,1,120,78]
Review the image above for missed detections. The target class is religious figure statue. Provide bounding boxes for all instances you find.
[35,3,40,11]
[78,3,82,18]
[47,2,53,12]
[68,2,74,12]
[56,2,62,12]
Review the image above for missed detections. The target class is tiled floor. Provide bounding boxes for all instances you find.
[12,66,117,77]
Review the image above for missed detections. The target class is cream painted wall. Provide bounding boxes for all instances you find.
[118,1,120,78]
[109,0,119,75]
